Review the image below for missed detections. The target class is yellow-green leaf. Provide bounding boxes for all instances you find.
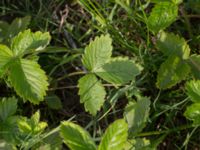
[60,121,96,150]
[98,119,128,150]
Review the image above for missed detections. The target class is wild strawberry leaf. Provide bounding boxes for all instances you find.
[9,59,49,104]
[11,29,51,57]
[156,55,190,89]
[157,31,190,59]
[124,97,150,137]
[82,34,112,71]
[78,74,106,115]
[95,57,142,85]
[186,80,200,103]
[0,97,17,122]
[98,119,128,150]
[184,103,200,125]
[188,55,200,79]
[148,2,178,34]
[60,121,96,150]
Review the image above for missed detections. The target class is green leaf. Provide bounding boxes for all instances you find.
[78,74,106,115]
[123,138,151,150]
[124,97,150,137]
[184,103,200,125]
[157,31,190,59]
[7,16,31,39]
[0,97,17,121]
[95,57,142,85]
[60,121,96,150]
[186,80,200,103]
[148,2,178,34]
[188,55,200,79]
[0,45,13,69]
[45,95,62,110]
[11,29,51,56]
[9,59,49,104]
[98,119,128,150]
[82,34,112,71]
[156,55,190,89]
[18,111,47,135]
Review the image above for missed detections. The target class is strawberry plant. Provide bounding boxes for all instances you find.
[0,0,200,149]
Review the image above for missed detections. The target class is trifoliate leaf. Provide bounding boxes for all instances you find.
[82,34,112,71]
[60,121,96,150]
[95,57,142,85]
[0,97,17,121]
[124,97,150,137]
[78,74,106,115]
[184,103,200,125]
[188,55,200,79]
[98,119,128,150]
[0,45,13,69]
[18,111,47,135]
[186,80,200,103]
[148,2,178,34]
[11,29,51,56]
[157,32,190,59]
[156,55,190,89]
[9,59,49,104]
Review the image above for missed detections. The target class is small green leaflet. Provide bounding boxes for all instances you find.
[0,97,17,121]
[188,55,200,79]
[157,31,190,59]
[82,34,112,71]
[95,57,142,85]
[60,121,96,150]
[148,2,178,34]
[11,29,51,57]
[186,80,200,103]
[98,119,128,150]
[184,103,200,125]
[18,110,47,134]
[78,74,106,115]
[9,59,49,104]
[124,97,150,137]
[156,55,190,89]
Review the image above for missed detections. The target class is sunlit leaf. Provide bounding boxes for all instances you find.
[184,103,200,125]
[148,2,178,33]
[82,34,112,71]
[98,119,128,150]
[60,121,96,150]
[186,80,200,103]
[9,59,49,104]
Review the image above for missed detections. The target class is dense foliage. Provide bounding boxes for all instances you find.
[0,0,200,149]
